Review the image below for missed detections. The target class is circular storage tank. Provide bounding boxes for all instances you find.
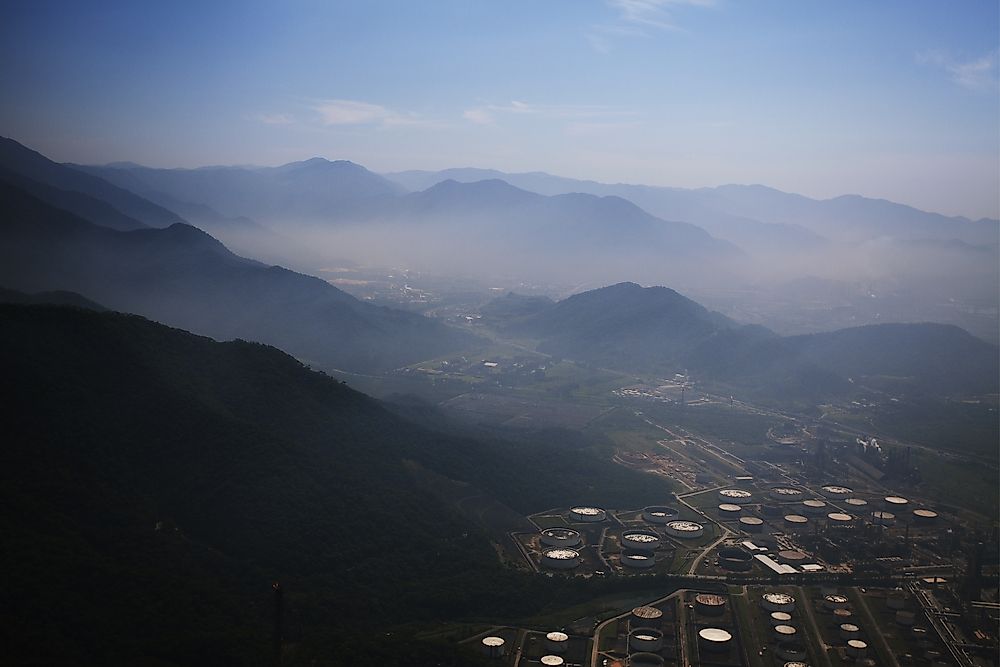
[773,624,797,641]
[631,606,663,625]
[718,503,743,518]
[845,497,868,509]
[544,631,568,653]
[770,486,804,501]
[761,592,796,612]
[827,512,853,526]
[642,506,679,524]
[541,549,580,570]
[740,516,764,533]
[871,511,895,526]
[833,608,853,622]
[769,611,793,627]
[621,530,661,552]
[569,506,606,522]
[665,520,704,539]
[821,484,852,499]
[719,488,753,503]
[778,550,808,566]
[823,594,849,611]
[839,623,860,640]
[698,628,732,653]
[846,639,868,658]
[718,546,753,571]
[802,499,828,515]
[784,663,808,667]
[481,636,505,658]
[622,551,656,569]
[629,653,665,667]
[629,628,664,652]
[913,508,938,523]
[540,656,564,667]
[884,496,908,509]
[694,593,727,616]
[776,642,808,661]
[783,514,809,531]
[540,528,582,548]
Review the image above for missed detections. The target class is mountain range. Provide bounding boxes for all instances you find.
[494,282,999,400]
[0,180,475,373]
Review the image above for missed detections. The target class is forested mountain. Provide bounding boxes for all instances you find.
[0,303,673,665]
[0,182,475,373]
[0,136,183,228]
[74,157,406,224]
[493,282,999,398]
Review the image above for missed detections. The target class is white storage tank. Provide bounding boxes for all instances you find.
[769,611,793,627]
[694,593,727,616]
[541,549,580,570]
[769,486,804,502]
[622,552,656,569]
[827,512,853,526]
[845,497,868,509]
[631,606,663,625]
[773,624,797,641]
[783,514,809,531]
[802,499,828,515]
[820,484,852,499]
[884,496,909,510]
[569,506,606,522]
[846,639,868,658]
[665,520,704,539]
[719,488,753,503]
[871,511,895,526]
[833,608,853,624]
[739,516,764,533]
[698,628,732,653]
[761,592,796,612]
[540,528,582,548]
[823,594,849,611]
[912,508,938,523]
[481,636,505,658]
[718,503,743,518]
[544,631,569,653]
[540,656,564,666]
[621,529,661,552]
[642,506,679,524]
[629,627,664,652]
[839,623,860,640]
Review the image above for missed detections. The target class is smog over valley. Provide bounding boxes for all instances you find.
[1,2,998,666]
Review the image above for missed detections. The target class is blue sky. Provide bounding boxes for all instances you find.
[2,0,998,218]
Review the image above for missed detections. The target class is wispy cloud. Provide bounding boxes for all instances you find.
[610,0,714,30]
[462,100,637,125]
[313,99,437,127]
[256,113,295,125]
[917,49,999,92]
[587,0,715,51]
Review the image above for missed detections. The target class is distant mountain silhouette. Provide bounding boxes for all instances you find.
[386,168,999,248]
[76,156,406,223]
[0,136,184,227]
[498,282,998,398]
[0,182,476,373]
[0,286,106,310]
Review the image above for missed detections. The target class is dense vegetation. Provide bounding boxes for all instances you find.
[0,304,673,665]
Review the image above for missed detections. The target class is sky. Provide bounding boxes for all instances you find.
[1,0,998,218]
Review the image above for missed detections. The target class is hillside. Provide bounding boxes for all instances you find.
[499,282,999,399]
[0,304,675,665]
[0,136,183,228]
[0,182,475,373]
